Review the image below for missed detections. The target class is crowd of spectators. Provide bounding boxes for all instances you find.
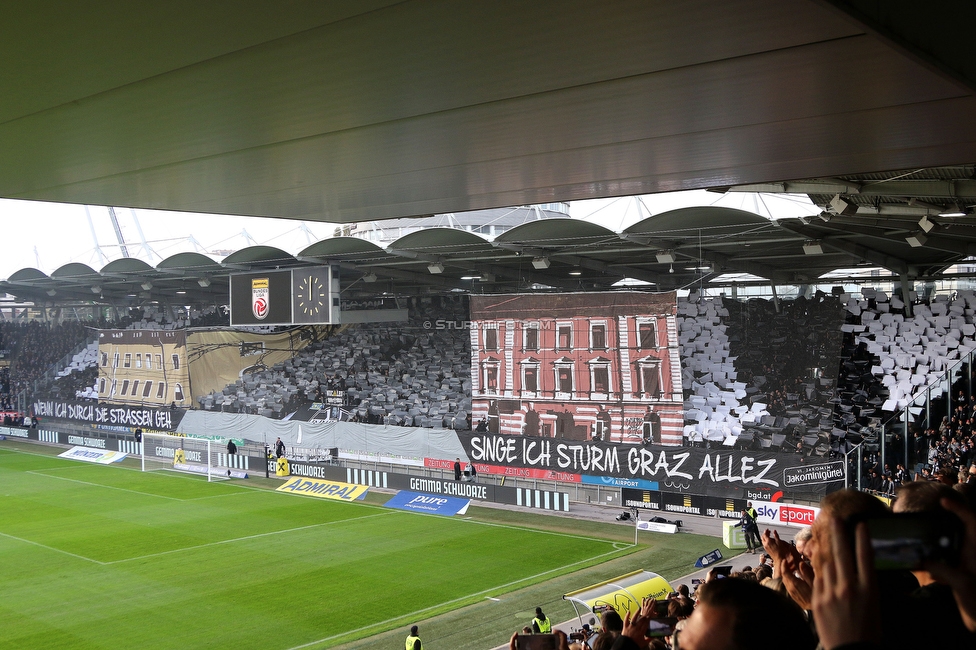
[42,365,99,402]
[210,296,472,427]
[512,480,976,650]
[853,361,976,497]
[0,320,93,409]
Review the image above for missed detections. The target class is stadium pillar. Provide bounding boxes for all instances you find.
[904,406,911,468]
[926,386,932,431]
[880,422,886,470]
[969,351,973,397]
[898,273,914,317]
[769,283,780,313]
[904,418,909,468]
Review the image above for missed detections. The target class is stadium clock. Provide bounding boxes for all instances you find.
[292,269,330,323]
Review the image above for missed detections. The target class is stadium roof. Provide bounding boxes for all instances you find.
[0,1,973,224]
[3,203,971,306]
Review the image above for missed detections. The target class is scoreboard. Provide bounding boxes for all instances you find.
[229,266,334,326]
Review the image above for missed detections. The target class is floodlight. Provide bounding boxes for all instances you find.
[918,215,936,233]
[939,202,966,217]
[905,232,928,248]
[829,194,858,216]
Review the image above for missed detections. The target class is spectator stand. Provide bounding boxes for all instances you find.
[204,297,472,428]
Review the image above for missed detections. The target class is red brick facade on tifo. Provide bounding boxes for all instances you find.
[469,292,684,446]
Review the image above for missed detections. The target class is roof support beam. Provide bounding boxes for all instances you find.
[723,179,976,200]
[335,263,460,290]
[777,220,910,276]
[810,221,976,258]
[491,242,659,284]
[385,248,584,289]
[618,233,789,283]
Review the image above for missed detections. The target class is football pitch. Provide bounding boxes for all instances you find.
[0,443,718,649]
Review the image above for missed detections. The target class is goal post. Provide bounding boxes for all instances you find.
[141,433,230,482]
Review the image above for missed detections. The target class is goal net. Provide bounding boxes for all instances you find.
[141,433,231,482]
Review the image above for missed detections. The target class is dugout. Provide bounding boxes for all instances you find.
[563,569,674,627]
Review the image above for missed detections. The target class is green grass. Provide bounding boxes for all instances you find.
[0,443,721,649]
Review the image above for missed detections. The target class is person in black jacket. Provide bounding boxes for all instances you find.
[733,509,760,553]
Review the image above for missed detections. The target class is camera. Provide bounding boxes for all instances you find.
[854,511,964,570]
[517,633,558,650]
[653,600,671,617]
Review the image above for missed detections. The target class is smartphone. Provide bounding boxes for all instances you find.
[518,634,558,650]
[647,617,678,638]
[653,599,671,617]
[859,511,963,570]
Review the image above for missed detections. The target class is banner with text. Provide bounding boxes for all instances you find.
[275,477,368,501]
[58,446,128,464]
[278,460,570,510]
[750,499,821,528]
[384,491,470,516]
[622,487,745,519]
[461,432,842,499]
[32,399,184,431]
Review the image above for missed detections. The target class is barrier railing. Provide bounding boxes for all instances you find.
[850,345,974,489]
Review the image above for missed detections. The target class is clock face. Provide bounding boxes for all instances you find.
[292,268,331,323]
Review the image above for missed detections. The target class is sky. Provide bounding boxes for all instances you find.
[0,190,822,279]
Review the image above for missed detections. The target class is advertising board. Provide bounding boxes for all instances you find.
[621,488,745,519]
[384,491,470,516]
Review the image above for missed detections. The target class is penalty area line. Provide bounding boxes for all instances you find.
[281,546,630,650]
[26,470,185,501]
[0,530,105,566]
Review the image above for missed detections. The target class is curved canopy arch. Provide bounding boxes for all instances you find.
[496,219,619,249]
[388,227,494,256]
[100,257,155,275]
[298,237,389,263]
[625,206,775,241]
[51,262,100,280]
[222,245,298,268]
[6,267,50,283]
[156,252,222,274]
